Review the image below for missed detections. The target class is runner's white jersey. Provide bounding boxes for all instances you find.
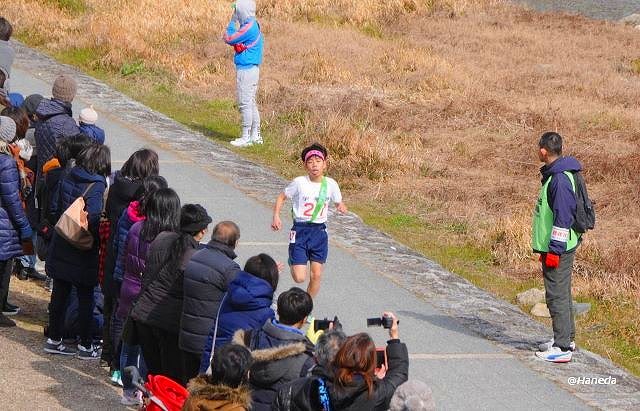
[284,176,342,224]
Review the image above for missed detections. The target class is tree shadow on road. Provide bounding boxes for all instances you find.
[398,310,543,351]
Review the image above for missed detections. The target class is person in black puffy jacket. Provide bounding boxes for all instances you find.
[180,221,241,383]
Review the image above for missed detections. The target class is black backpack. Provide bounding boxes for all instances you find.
[569,171,595,233]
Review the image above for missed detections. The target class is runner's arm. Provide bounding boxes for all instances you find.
[272,192,287,231]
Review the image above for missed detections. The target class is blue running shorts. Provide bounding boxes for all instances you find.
[288,222,328,265]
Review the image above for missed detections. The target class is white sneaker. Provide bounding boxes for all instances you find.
[535,346,572,363]
[250,133,263,145]
[230,136,253,147]
[538,338,576,352]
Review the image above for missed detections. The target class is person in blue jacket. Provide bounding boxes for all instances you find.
[225,0,264,148]
[0,116,33,327]
[199,253,279,374]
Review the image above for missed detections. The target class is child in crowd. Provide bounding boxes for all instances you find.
[78,105,105,144]
[183,344,252,411]
[271,143,347,298]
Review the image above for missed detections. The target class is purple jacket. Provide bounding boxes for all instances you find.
[116,221,151,319]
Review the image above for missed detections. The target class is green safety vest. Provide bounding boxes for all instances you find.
[531,171,580,253]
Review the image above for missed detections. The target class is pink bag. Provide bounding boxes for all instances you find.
[55,183,96,250]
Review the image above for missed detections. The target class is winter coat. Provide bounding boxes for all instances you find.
[79,123,105,145]
[34,98,80,171]
[180,240,240,354]
[113,201,145,283]
[274,341,409,411]
[183,376,252,411]
[199,271,275,374]
[538,156,581,255]
[130,232,197,333]
[0,153,32,260]
[224,2,263,69]
[233,321,315,411]
[116,220,152,319]
[102,171,142,297]
[45,166,106,286]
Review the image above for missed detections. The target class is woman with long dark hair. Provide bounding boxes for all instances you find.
[130,204,212,383]
[102,148,159,370]
[327,312,408,410]
[109,175,168,386]
[117,187,181,406]
[44,144,111,359]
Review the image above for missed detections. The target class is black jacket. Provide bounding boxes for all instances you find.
[102,171,141,297]
[273,340,409,411]
[130,232,197,333]
[179,240,240,354]
[234,321,315,411]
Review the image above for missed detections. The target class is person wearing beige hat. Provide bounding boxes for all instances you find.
[34,74,80,172]
[78,105,105,144]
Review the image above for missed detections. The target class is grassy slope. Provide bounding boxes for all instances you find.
[7,0,639,375]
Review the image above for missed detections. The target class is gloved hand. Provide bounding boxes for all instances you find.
[306,326,324,345]
[544,253,560,268]
[233,43,247,53]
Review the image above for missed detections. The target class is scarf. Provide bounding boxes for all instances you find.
[0,141,34,204]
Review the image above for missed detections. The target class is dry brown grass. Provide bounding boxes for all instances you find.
[4,0,640,302]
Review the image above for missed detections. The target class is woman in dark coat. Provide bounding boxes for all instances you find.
[44,144,110,359]
[130,204,211,384]
[101,149,158,368]
[0,116,32,327]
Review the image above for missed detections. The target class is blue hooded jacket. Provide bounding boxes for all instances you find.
[198,270,275,373]
[79,123,105,145]
[224,0,263,69]
[540,156,581,255]
[0,153,32,260]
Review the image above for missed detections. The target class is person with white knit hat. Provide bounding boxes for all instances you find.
[78,105,105,144]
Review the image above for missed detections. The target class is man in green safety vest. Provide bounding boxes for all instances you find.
[531,132,582,363]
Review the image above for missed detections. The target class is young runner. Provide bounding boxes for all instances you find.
[271,143,347,298]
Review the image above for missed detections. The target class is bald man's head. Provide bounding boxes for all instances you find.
[211,221,240,249]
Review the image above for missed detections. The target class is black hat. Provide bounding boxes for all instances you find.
[180,204,212,233]
[22,94,43,115]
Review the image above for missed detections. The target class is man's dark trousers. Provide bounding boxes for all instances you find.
[542,250,576,350]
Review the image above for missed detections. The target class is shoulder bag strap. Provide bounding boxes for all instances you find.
[309,177,328,223]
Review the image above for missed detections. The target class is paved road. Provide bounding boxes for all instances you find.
[1,46,636,410]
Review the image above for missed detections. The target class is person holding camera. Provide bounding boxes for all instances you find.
[327,312,408,410]
[273,312,408,411]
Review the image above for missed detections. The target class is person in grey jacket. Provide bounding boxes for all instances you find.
[180,220,241,384]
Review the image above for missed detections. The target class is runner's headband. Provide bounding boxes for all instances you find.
[304,150,325,162]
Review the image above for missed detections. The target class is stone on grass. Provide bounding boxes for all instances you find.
[531,302,551,318]
[620,13,640,25]
[517,288,545,306]
[573,301,592,316]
